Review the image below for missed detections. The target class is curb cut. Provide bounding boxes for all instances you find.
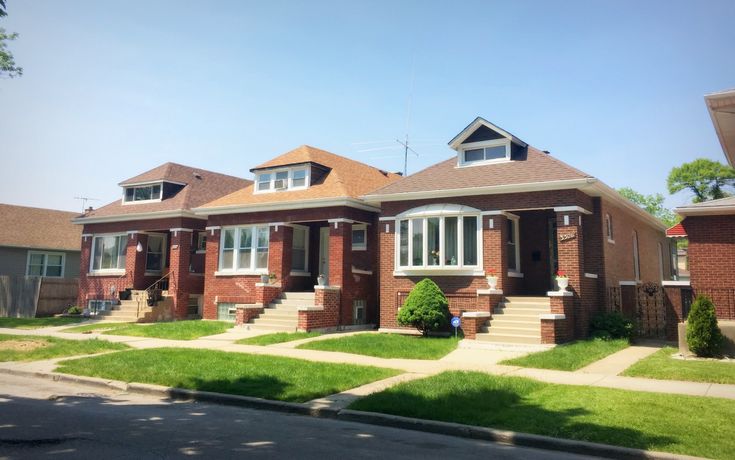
[0,367,705,460]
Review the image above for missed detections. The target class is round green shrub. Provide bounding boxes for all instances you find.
[686,295,723,357]
[397,278,450,336]
[590,311,634,340]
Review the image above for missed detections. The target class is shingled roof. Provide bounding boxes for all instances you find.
[198,146,402,211]
[77,162,250,221]
[0,204,81,251]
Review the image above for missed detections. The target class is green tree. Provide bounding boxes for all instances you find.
[667,158,735,203]
[0,0,22,78]
[618,187,678,227]
[686,295,723,357]
[397,278,450,336]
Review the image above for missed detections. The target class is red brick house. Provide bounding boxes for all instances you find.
[363,117,672,344]
[193,145,401,331]
[73,163,249,321]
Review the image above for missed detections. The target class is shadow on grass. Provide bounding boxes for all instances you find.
[180,375,289,402]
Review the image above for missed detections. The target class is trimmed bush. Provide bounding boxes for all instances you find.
[590,312,634,341]
[397,278,450,336]
[686,295,723,357]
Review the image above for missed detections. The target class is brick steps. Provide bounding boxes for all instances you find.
[248,292,314,332]
[475,296,550,345]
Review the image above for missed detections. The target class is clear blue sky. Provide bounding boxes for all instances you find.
[1,0,734,213]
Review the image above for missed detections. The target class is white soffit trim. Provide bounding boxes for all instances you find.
[553,206,592,215]
[582,181,667,231]
[676,205,735,216]
[193,197,381,215]
[72,209,204,224]
[447,117,528,150]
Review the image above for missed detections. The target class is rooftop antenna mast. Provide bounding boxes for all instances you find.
[74,196,100,213]
[400,53,417,176]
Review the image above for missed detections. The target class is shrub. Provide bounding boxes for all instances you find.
[686,295,723,357]
[66,305,82,315]
[590,312,634,341]
[397,278,450,336]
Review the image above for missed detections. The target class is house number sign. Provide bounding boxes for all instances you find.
[559,231,577,242]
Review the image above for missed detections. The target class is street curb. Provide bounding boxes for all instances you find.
[0,367,705,460]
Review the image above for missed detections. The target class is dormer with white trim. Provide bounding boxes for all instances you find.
[253,164,312,194]
[448,117,529,167]
[122,180,186,205]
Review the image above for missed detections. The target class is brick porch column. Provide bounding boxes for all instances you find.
[168,228,193,319]
[483,214,508,291]
[555,209,586,339]
[202,227,221,320]
[127,232,148,290]
[268,225,292,290]
[328,220,352,325]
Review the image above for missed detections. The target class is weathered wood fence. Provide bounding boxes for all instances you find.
[0,276,78,318]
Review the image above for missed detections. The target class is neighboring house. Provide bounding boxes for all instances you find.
[0,203,81,278]
[193,145,401,329]
[363,117,673,344]
[665,222,688,280]
[73,162,249,319]
[0,203,81,317]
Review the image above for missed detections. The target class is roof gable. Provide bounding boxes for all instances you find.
[448,117,528,150]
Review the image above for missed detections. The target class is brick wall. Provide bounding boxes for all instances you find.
[298,286,341,330]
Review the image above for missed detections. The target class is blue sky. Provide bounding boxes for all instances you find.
[1,0,734,213]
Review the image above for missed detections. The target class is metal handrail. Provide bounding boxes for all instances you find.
[137,270,174,318]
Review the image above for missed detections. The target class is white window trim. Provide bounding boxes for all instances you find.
[632,231,641,282]
[254,167,311,194]
[89,233,128,275]
[394,212,483,275]
[352,224,367,251]
[507,215,521,275]
[144,233,167,276]
[216,225,270,275]
[457,139,511,167]
[122,181,164,205]
[26,251,65,278]
[195,232,207,254]
[605,213,615,244]
[291,224,310,275]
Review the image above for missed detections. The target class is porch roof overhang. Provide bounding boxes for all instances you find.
[705,89,735,167]
[71,209,205,225]
[192,197,381,216]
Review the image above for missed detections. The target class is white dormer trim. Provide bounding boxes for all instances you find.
[254,166,311,194]
[122,181,165,205]
[448,117,528,150]
[457,138,512,167]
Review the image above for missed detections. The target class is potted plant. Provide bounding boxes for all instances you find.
[268,273,277,284]
[556,271,569,291]
[430,249,440,265]
[317,274,326,286]
[260,274,269,284]
[486,269,498,290]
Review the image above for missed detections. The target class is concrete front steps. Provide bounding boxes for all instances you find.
[475,296,550,345]
[248,292,315,332]
[95,290,171,322]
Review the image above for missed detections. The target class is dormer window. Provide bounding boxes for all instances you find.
[123,183,162,203]
[459,139,510,166]
[255,167,310,193]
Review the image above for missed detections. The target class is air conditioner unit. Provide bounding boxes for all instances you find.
[274,179,287,190]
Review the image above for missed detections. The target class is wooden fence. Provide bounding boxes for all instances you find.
[0,275,78,318]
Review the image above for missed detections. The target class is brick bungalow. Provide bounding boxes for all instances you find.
[73,163,248,320]
[363,117,673,344]
[192,146,401,331]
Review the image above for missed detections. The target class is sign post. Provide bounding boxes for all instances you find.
[451,316,461,338]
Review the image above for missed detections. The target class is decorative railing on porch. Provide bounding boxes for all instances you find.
[137,271,175,318]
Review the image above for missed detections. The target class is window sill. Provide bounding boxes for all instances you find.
[393,268,485,277]
[352,246,367,251]
[214,270,268,277]
[289,271,311,277]
[88,270,125,277]
[507,271,524,278]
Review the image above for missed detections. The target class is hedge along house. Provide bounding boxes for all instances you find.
[364,117,673,344]
[194,146,401,331]
[73,163,249,321]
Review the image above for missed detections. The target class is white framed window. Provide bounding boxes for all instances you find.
[123,183,162,203]
[353,299,366,325]
[145,234,166,274]
[395,205,482,274]
[195,233,206,253]
[507,216,520,273]
[255,167,310,193]
[90,234,128,273]
[218,225,270,274]
[606,213,614,243]
[291,225,309,273]
[26,251,65,277]
[458,139,510,167]
[632,231,640,281]
[352,224,367,251]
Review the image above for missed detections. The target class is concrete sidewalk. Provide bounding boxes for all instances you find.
[577,344,660,375]
[2,326,734,400]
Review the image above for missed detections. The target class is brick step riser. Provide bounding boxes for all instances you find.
[280,293,316,301]
[249,324,299,332]
[475,334,542,345]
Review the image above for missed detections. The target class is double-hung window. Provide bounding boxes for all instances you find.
[90,234,128,273]
[27,251,65,277]
[460,140,510,166]
[255,167,310,192]
[396,205,481,272]
[218,226,270,273]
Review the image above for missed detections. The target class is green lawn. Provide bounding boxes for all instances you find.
[297,333,460,360]
[0,334,128,362]
[349,371,735,459]
[236,331,322,346]
[62,320,232,340]
[0,317,87,329]
[500,339,629,371]
[622,347,735,384]
[56,348,398,403]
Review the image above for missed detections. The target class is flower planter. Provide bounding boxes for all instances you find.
[317,275,326,286]
[556,277,569,291]
[260,274,269,284]
[486,276,498,290]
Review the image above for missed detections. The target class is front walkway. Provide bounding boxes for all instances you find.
[1,326,734,400]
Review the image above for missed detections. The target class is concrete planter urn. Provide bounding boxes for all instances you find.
[486,276,498,290]
[317,274,326,286]
[556,276,569,291]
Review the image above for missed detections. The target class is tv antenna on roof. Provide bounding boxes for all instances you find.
[74,196,100,213]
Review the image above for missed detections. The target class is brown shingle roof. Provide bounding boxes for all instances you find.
[365,147,592,197]
[200,146,402,209]
[0,204,81,251]
[79,163,251,220]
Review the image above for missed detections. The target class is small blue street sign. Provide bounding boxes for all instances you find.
[451,316,461,328]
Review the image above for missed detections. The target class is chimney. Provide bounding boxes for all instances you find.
[85,206,94,214]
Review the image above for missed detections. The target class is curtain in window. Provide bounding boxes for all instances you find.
[444,217,458,265]
[411,218,424,266]
[146,235,164,272]
[28,253,45,276]
[291,227,307,271]
[238,228,253,269]
[222,229,235,269]
[256,227,269,269]
[92,235,127,270]
[399,220,409,266]
[463,216,478,265]
[427,218,440,266]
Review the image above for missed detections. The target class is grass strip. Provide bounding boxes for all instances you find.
[236,331,322,346]
[63,320,232,340]
[0,317,86,329]
[622,346,735,384]
[500,338,629,371]
[298,333,460,360]
[0,333,128,362]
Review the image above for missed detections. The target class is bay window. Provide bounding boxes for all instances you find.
[396,205,482,272]
[91,234,128,273]
[218,225,270,273]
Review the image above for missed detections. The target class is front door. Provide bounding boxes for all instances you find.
[319,227,330,281]
[548,217,558,290]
